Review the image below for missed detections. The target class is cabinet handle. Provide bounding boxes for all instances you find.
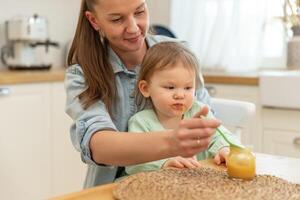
[293,137,300,146]
[0,88,11,97]
[205,86,217,97]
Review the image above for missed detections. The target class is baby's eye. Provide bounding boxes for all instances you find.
[164,86,174,90]
[185,86,192,90]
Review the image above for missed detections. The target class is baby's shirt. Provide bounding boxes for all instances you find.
[125,101,241,176]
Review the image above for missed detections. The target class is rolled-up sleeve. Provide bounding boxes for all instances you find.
[65,65,117,165]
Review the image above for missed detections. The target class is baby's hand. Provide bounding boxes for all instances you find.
[162,156,201,169]
[214,147,230,165]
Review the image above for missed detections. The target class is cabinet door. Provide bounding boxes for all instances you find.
[50,82,86,197]
[0,84,51,200]
[263,129,300,158]
[262,108,300,158]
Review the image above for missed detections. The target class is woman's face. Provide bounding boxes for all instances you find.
[90,0,149,53]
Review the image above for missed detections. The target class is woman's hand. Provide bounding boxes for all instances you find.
[162,156,200,169]
[214,147,230,165]
[167,106,221,158]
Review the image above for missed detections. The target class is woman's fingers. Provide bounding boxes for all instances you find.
[180,137,211,149]
[180,117,220,129]
[193,105,209,118]
[176,127,216,140]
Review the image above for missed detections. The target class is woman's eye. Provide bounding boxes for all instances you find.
[135,10,145,16]
[111,18,122,23]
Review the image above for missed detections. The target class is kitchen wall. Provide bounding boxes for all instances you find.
[147,0,170,26]
[0,0,80,69]
[0,0,170,69]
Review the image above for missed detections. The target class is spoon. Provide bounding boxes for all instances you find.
[201,115,244,149]
[181,106,244,149]
[215,127,244,149]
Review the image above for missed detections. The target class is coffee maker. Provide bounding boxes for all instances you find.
[1,14,59,69]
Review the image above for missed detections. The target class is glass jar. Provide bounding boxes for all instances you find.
[227,146,256,180]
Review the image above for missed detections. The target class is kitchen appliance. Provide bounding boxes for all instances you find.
[1,14,59,69]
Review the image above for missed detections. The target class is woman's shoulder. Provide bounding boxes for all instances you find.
[65,64,86,86]
[66,64,84,75]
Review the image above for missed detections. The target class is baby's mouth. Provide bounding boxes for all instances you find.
[172,103,186,112]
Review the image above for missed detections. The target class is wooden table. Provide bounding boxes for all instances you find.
[51,153,300,200]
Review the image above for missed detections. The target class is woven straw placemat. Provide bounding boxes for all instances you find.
[113,167,300,200]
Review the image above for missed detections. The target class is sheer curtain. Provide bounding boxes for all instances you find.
[170,0,279,72]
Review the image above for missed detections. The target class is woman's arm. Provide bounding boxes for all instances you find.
[90,108,220,166]
[65,65,220,166]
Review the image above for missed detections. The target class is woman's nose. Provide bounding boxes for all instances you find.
[126,17,139,33]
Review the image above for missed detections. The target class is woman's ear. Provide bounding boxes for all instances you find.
[139,80,150,97]
[85,11,100,31]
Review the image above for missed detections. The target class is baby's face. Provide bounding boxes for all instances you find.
[145,62,196,119]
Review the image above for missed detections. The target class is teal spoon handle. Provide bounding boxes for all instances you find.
[201,115,244,149]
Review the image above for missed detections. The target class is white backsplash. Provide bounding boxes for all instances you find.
[0,0,80,69]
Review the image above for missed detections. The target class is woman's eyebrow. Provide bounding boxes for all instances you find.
[108,2,145,16]
[136,2,145,10]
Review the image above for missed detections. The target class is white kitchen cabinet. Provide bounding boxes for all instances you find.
[262,108,300,158]
[0,83,52,200]
[205,84,262,152]
[0,82,86,200]
[50,82,86,197]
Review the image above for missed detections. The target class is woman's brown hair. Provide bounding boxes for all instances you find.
[68,0,116,117]
[136,41,202,110]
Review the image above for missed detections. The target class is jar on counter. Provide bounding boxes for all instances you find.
[227,146,256,180]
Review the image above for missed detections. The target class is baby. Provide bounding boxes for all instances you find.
[126,41,240,175]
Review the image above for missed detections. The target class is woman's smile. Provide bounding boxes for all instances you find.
[124,34,142,43]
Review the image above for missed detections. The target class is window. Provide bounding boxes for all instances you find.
[170,0,287,71]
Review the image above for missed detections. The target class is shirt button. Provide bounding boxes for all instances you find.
[130,90,135,98]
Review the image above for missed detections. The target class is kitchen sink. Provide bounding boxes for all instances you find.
[259,70,300,109]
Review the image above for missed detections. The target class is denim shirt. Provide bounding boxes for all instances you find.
[64,34,211,188]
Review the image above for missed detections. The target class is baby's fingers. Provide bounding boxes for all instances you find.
[187,157,201,168]
[178,157,198,169]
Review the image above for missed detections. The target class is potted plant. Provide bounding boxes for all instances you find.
[283,0,300,35]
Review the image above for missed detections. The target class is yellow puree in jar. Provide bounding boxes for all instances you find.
[227,146,256,180]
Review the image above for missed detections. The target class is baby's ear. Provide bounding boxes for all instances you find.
[139,80,150,97]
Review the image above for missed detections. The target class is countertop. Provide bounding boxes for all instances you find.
[0,68,259,86]
[0,68,66,85]
[51,153,300,200]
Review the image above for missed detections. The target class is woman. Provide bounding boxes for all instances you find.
[66,0,221,188]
